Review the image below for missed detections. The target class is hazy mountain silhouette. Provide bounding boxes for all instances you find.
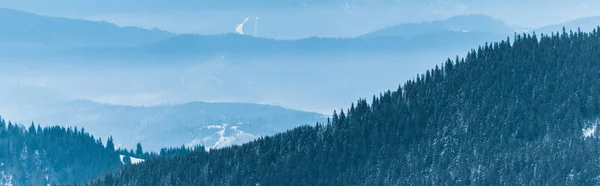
[0,8,173,50]
[362,14,514,38]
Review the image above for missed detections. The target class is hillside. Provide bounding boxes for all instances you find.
[0,118,122,185]
[361,14,513,38]
[535,16,600,34]
[28,100,325,151]
[0,8,173,50]
[44,31,504,60]
[0,10,506,59]
[91,30,600,185]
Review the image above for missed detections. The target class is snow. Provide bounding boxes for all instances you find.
[130,157,144,164]
[206,124,226,129]
[235,18,249,35]
[119,155,145,165]
[185,137,212,149]
[119,155,125,164]
[192,123,260,151]
[210,129,257,149]
[583,125,596,138]
[0,171,12,186]
[253,17,259,36]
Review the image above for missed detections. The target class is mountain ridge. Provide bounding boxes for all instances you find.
[25,100,326,151]
[361,14,514,38]
[0,8,173,49]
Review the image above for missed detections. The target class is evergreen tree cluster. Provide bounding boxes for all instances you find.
[115,144,205,163]
[90,28,600,185]
[0,118,123,185]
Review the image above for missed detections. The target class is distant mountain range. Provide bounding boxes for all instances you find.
[117,31,504,58]
[0,8,173,50]
[361,14,514,38]
[2,0,597,39]
[535,16,600,34]
[26,100,325,151]
[0,9,510,59]
[6,10,596,60]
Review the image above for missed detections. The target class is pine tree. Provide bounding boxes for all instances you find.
[106,136,115,151]
[135,142,143,156]
[28,122,36,135]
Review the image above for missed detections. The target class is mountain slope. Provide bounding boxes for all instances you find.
[30,100,325,151]
[0,12,506,62]
[535,16,600,34]
[0,8,173,50]
[58,31,504,59]
[92,30,600,185]
[361,15,513,38]
[0,118,122,185]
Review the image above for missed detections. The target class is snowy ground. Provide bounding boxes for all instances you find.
[119,155,145,165]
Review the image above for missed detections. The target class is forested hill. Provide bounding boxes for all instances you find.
[91,29,600,185]
[0,118,122,185]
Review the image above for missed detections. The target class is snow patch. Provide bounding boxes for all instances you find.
[119,155,145,165]
[206,124,227,129]
[185,137,212,148]
[130,157,144,164]
[195,123,259,151]
[235,18,249,35]
[210,129,257,150]
[583,125,597,138]
[0,171,12,186]
[119,155,125,164]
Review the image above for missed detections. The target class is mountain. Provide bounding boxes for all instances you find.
[91,30,600,185]
[2,0,596,39]
[535,16,600,34]
[361,15,514,38]
[29,100,325,151]
[0,118,122,185]
[40,31,505,60]
[143,31,503,55]
[0,8,173,50]
[0,11,507,60]
[0,0,465,39]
